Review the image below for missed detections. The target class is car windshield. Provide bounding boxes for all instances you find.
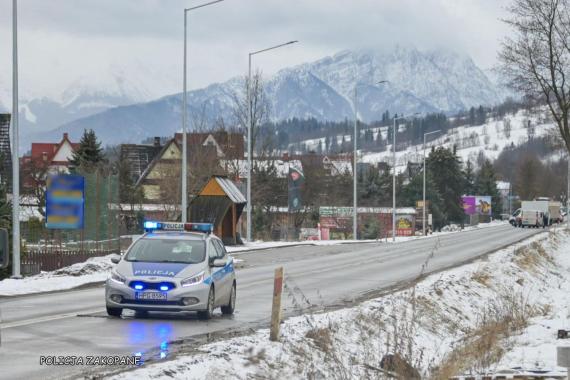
[125,238,206,264]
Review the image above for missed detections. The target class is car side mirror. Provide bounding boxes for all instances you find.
[0,228,8,269]
[110,254,121,264]
[212,258,226,268]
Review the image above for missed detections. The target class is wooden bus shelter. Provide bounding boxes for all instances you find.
[188,176,246,245]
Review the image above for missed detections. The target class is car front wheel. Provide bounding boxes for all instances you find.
[198,287,215,320]
[106,306,122,317]
[221,283,236,315]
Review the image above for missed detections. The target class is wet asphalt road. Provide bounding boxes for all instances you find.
[0,224,543,380]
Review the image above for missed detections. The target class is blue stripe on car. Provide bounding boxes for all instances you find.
[203,260,233,285]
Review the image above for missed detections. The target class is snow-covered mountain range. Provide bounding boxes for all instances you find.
[19,46,505,149]
[0,63,179,151]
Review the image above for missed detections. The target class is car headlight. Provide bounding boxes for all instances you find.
[110,270,126,284]
[181,271,205,287]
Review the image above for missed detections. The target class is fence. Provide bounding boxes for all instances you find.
[20,249,116,275]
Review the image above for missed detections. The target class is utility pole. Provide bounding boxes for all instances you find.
[392,116,396,242]
[246,41,298,242]
[11,0,21,279]
[353,80,386,240]
[181,0,224,223]
[353,86,358,240]
[423,129,441,236]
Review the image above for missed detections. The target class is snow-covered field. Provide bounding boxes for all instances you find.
[108,227,570,380]
[0,222,508,297]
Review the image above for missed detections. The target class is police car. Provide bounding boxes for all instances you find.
[105,221,236,320]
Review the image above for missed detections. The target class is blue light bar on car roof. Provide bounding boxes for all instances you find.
[143,221,213,234]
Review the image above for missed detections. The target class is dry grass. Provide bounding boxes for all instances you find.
[512,240,553,272]
[471,267,492,287]
[431,288,539,380]
[305,327,333,353]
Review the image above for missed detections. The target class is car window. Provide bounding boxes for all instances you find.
[208,241,218,262]
[213,240,226,259]
[125,238,205,264]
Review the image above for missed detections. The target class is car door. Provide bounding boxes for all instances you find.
[207,240,219,292]
[212,239,231,305]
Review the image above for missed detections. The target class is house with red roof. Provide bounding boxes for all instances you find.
[21,133,79,190]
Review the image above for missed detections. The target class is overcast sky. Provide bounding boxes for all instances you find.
[0,0,511,101]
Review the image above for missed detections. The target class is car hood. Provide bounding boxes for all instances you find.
[116,260,205,279]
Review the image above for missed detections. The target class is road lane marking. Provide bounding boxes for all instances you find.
[1,308,103,329]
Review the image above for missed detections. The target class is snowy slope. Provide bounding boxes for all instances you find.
[358,108,559,172]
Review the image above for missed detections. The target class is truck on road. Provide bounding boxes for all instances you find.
[549,201,563,224]
[521,200,550,226]
[517,209,546,228]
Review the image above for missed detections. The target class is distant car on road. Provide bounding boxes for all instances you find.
[105,221,236,320]
[509,208,521,226]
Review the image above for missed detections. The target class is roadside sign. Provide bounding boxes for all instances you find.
[45,175,85,229]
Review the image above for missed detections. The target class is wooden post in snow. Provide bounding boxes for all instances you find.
[270,267,284,342]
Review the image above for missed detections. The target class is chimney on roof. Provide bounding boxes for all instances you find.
[154,137,161,147]
[282,152,289,161]
[63,133,69,140]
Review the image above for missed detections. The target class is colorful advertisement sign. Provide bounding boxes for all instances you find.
[46,175,85,229]
[396,215,414,236]
[462,196,476,215]
[462,195,492,216]
[475,196,492,216]
[288,166,305,212]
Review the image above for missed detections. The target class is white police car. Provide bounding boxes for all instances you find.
[105,221,236,320]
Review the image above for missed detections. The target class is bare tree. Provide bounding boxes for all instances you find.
[21,158,50,217]
[232,70,271,155]
[499,0,570,153]
[190,102,210,133]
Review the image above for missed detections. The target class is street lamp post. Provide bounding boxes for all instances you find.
[391,113,419,242]
[246,41,298,242]
[11,0,21,278]
[423,129,441,236]
[182,0,224,223]
[353,81,387,240]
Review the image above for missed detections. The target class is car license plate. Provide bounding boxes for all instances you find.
[135,292,167,301]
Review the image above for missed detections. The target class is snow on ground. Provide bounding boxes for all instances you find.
[0,255,114,296]
[108,227,570,380]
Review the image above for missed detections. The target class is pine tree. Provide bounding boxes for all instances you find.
[427,147,465,226]
[475,159,503,219]
[477,105,486,125]
[515,155,542,200]
[400,172,445,230]
[70,129,105,169]
[463,160,476,195]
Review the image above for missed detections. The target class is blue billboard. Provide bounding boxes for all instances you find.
[45,175,85,229]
